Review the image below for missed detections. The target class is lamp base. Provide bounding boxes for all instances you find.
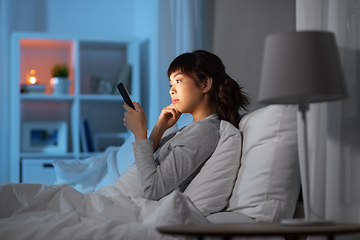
[281,218,335,226]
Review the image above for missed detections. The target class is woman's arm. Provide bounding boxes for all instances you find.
[132,117,220,200]
[123,102,181,152]
[149,124,166,152]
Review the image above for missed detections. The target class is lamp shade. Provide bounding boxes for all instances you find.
[258,31,347,104]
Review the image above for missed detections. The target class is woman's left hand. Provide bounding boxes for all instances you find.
[123,102,147,141]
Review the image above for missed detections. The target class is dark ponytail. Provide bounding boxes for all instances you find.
[168,50,250,128]
[213,73,249,127]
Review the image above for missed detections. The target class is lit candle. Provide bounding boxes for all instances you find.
[29,69,37,84]
[22,69,45,94]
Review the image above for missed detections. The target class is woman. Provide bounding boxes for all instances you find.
[123,50,249,201]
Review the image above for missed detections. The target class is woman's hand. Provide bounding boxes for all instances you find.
[150,104,182,151]
[123,102,147,141]
[157,103,182,131]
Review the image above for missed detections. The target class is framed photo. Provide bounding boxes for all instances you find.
[89,75,113,94]
[22,121,67,153]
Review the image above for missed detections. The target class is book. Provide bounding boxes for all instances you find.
[21,84,46,94]
[83,119,95,152]
[80,118,88,153]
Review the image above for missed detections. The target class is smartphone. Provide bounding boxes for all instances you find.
[117,82,136,110]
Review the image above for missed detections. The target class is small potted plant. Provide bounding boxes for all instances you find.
[51,63,70,95]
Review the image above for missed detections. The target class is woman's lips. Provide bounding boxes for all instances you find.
[172,99,179,104]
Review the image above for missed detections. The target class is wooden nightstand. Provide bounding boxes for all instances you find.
[157,222,360,240]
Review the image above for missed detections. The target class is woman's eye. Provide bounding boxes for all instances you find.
[176,80,181,83]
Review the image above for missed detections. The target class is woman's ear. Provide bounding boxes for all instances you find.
[203,77,213,93]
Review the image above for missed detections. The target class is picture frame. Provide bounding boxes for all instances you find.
[22,121,67,153]
[89,75,113,94]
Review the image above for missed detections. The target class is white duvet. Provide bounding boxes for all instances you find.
[0,178,207,240]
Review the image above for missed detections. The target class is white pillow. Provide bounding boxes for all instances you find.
[113,121,241,217]
[184,120,241,216]
[226,105,301,222]
[115,165,143,198]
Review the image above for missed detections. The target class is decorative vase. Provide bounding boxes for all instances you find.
[51,77,70,95]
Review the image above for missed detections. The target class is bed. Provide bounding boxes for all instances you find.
[0,104,301,239]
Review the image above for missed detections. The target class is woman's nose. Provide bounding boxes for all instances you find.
[169,87,175,95]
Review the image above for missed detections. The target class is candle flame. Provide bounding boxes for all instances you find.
[29,76,37,84]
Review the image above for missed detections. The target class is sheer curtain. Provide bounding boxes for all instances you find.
[296,0,360,223]
[149,0,201,128]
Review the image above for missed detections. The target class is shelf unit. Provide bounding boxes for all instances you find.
[10,32,142,183]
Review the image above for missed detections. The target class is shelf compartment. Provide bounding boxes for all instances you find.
[20,38,75,95]
[79,41,127,95]
[21,101,73,153]
[80,101,127,152]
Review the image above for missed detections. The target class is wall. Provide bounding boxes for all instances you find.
[47,0,134,36]
[212,0,296,112]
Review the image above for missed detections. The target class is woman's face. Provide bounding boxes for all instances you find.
[169,71,205,116]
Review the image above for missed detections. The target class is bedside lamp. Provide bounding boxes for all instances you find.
[258,31,347,225]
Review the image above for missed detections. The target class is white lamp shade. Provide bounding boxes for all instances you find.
[258,31,347,104]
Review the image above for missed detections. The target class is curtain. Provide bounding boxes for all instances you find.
[148,0,201,128]
[296,0,360,224]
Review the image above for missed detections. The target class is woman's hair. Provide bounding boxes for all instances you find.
[167,50,250,128]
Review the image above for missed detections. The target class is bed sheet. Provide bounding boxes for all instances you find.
[53,138,137,194]
[53,127,177,194]
[0,181,206,240]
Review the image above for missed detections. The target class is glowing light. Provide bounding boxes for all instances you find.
[50,77,59,85]
[29,76,37,84]
[30,69,36,75]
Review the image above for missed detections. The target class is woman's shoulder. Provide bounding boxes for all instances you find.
[183,114,220,135]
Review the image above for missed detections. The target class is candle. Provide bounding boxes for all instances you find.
[22,69,45,94]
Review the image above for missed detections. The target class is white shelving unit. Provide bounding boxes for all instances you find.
[10,32,142,183]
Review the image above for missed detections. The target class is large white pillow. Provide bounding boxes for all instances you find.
[226,105,301,222]
[106,120,241,217]
[184,120,241,216]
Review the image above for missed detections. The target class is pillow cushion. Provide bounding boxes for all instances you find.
[226,105,300,222]
[184,120,241,216]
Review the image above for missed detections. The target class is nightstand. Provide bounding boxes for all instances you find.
[157,222,360,240]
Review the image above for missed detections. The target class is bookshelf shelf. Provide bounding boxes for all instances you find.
[79,94,123,101]
[20,94,75,101]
